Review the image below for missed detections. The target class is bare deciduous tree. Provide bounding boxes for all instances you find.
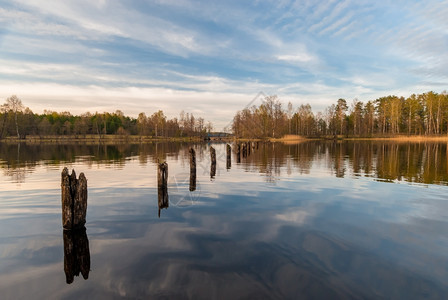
[6,95,24,138]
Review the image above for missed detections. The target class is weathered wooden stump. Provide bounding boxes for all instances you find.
[61,168,87,230]
[190,148,196,171]
[190,171,196,192]
[158,162,169,217]
[256,141,259,150]
[242,143,247,158]
[247,142,251,155]
[189,148,196,191]
[226,144,231,170]
[210,146,216,179]
[237,144,241,163]
[63,227,90,284]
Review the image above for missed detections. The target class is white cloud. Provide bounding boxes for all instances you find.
[275,210,310,224]
[6,1,205,57]
[277,54,314,63]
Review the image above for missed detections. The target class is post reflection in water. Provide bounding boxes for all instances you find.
[157,184,169,217]
[157,162,169,217]
[63,227,90,284]
[210,162,216,179]
[189,169,196,192]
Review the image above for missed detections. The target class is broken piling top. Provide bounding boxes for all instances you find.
[61,167,88,230]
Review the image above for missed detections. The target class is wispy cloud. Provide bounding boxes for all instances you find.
[308,0,352,34]
[277,54,314,63]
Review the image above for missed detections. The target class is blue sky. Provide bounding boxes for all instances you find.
[0,0,447,129]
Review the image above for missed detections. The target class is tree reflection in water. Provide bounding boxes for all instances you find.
[234,141,448,185]
[2,141,448,185]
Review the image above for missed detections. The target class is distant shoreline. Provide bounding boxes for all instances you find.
[0,135,204,144]
[323,135,448,142]
[264,134,448,143]
[2,134,448,144]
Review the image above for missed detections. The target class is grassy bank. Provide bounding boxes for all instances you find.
[268,135,307,143]
[323,135,448,142]
[234,134,448,143]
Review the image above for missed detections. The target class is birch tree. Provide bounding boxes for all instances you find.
[6,95,24,138]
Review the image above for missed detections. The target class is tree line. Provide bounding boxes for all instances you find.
[232,91,448,138]
[0,95,213,139]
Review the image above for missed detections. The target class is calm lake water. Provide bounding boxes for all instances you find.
[0,141,447,299]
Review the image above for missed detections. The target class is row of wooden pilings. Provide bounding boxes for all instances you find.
[59,142,260,282]
[157,142,259,216]
[236,141,259,163]
[60,142,261,225]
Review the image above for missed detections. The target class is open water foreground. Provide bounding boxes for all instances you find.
[0,141,447,299]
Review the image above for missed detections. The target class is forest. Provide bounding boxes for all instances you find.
[0,95,213,139]
[1,91,448,140]
[232,91,448,138]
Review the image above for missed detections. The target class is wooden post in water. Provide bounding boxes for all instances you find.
[226,144,231,170]
[61,168,73,229]
[189,148,196,191]
[158,162,169,217]
[237,143,241,163]
[242,143,247,158]
[74,173,87,228]
[158,161,168,188]
[210,146,216,178]
[247,142,251,156]
[61,168,87,230]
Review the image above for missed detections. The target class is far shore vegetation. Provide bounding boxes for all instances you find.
[1,91,448,143]
[232,91,448,140]
[0,95,214,142]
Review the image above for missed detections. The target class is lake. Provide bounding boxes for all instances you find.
[0,141,447,299]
